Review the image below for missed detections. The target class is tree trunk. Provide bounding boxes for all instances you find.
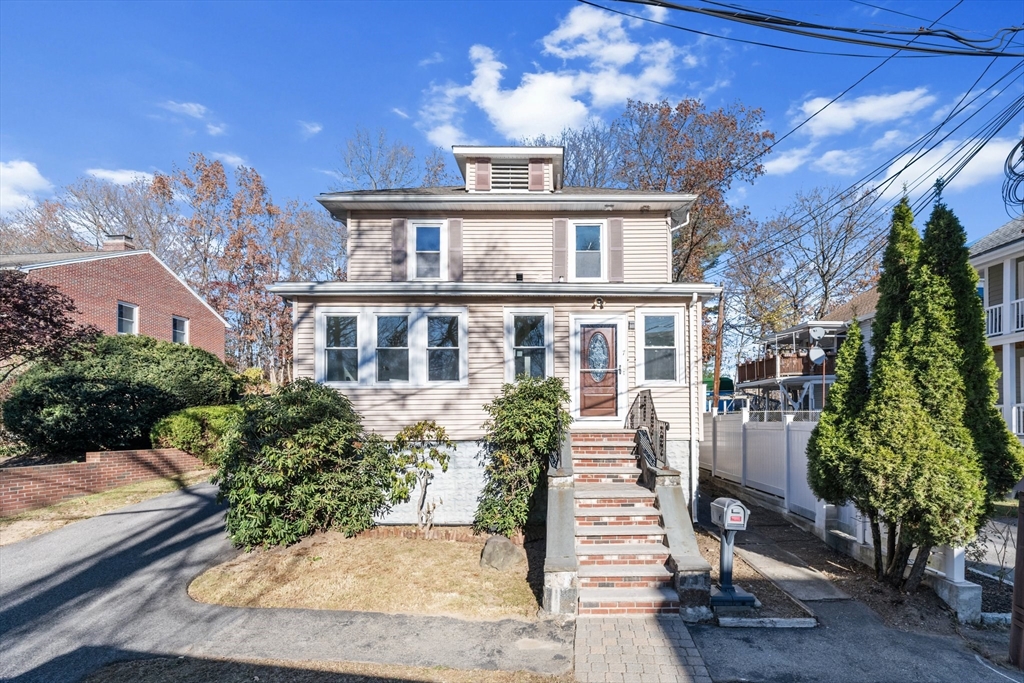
[869,513,884,580]
[903,543,933,593]
[886,537,914,589]
[416,472,429,531]
[885,521,897,574]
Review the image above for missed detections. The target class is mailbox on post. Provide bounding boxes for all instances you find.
[709,497,756,609]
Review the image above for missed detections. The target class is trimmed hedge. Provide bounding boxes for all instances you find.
[215,379,403,548]
[2,335,237,454]
[151,405,243,465]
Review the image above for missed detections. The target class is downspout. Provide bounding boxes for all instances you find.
[690,291,701,520]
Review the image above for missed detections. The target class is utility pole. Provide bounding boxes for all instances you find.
[711,289,726,413]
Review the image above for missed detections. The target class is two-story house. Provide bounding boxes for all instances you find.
[269,146,720,527]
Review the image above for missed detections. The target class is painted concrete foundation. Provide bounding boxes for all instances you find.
[374,441,485,526]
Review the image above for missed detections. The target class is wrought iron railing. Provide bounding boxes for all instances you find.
[625,389,669,471]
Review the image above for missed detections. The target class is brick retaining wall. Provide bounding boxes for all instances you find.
[0,448,205,516]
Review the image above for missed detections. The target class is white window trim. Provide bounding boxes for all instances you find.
[569,313,628,423]
[315,306,468,388]
[171,315,190,344]
[568,219,608,283]
[503,308,555,382]
[117,301,138,335]
[407,219,449,282]
[635,308,685,386]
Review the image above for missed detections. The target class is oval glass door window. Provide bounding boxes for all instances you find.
[588,332,609,382]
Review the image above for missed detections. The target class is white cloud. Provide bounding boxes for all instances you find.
[0,160,52,215]
[391,108,410,119]
[86,168,155,185]
[418,5,684,144]
[763,144,816,175]
[160,100,209,119]
[796,88,937,138]
[645,6,669,22]
[159,100,227,137]
[871,129,909,151]
[210,152,246,167]
[811,149,862,176]
[299,120,323,137]
[419,52,444,67]
[880,135,1018,198]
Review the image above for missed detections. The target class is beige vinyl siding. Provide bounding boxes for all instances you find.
[347,215,393,282]
[293,296,699,441]
[622,214,672,283]
[347,211,672,284]
[544,161,553,191]
[466,162,476,192]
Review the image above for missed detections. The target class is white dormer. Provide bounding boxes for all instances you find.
[452,146,563,193]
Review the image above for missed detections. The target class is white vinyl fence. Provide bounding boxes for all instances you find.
[699,408,971,605]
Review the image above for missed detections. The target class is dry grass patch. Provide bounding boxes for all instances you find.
[189,531,541,621]
[0,470,213,546]
[82,656,573,683]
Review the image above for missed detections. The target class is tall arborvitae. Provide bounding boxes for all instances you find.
[871,197,920,369]
[921,201,1024,507]
[807,320,869,505]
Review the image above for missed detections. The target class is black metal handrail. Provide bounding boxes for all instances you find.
[625,389,668,471]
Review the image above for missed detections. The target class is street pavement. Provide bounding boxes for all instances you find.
[0,484,574,683]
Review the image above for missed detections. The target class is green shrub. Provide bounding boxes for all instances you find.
[214,379,403,548]
[151,405,243,465]
[2,335,236,455]
[473,376,571,537]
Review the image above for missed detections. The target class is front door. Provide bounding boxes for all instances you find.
[579,324,618,417]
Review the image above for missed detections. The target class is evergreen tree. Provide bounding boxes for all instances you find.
[921,201,1024,507]
[871,198,919,369]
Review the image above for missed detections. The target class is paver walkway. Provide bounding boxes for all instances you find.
[0,483,574,683]
[574,616,711,683]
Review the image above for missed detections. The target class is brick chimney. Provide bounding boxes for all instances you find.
[102,234,136,252]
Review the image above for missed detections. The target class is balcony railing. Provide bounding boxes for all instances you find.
[1012,298,1024,333]
[986,304,1003,336]
[736,354,836,384]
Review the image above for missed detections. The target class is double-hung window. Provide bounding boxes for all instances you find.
[325,315,358,382]
[376,315,409,382]
[117,302,138,335]
[427,315,460,381]
[172,316,189,344]
[505,309,553,381]
[571,222,605,281]
[409,221,446,280]
[638,312,681,384]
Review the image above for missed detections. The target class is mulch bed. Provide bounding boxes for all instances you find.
[969,571,1014,614]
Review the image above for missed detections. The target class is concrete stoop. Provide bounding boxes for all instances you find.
[565,430,712,618]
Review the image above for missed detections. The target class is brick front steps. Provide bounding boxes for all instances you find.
[570,430,681,615]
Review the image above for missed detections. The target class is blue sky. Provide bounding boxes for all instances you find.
[2,0,1022,245]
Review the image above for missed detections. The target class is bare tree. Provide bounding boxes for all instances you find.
[337,126,417,190]
[520,121,619,188]
[422,147,461,187]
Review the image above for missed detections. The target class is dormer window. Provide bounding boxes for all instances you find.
[453,146,562,193]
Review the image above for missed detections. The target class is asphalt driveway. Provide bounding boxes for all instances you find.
[0,483,573,683]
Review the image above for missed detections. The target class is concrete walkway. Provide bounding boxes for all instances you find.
[574,616,711,683]
[0,484,574,683]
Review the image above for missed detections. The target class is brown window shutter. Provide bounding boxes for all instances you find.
[552,218,568,282]
[474,159,491,191]
[608,217,624,283]
[391,218,407,281]
[529,159,545,191]
[448,218,463,282]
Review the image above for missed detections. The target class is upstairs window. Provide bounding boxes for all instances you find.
[490,161,529,190]
[407,221,447,281]
[117,302,137,335]
[325,315,358,382]
[573,223,604,280]
[376,315,409,382]
[172,316,189,344]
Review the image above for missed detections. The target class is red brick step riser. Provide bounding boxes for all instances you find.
[573,473,641,484]
[579,577,674,589]
[571,457,638,468]
[578,604,680,615]
[576,515,662,526]
[576,498,656,508]
[577,535,665,545]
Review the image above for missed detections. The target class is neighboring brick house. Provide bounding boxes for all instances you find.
[1,235,227,358]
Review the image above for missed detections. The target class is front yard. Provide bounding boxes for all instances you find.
[189,530,544,621]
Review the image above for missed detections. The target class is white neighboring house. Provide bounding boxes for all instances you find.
[971,216,1024,439]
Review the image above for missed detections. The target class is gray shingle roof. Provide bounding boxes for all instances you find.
[821,287,879,322]
[318,186,689,198]
[969,216,1024,257]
